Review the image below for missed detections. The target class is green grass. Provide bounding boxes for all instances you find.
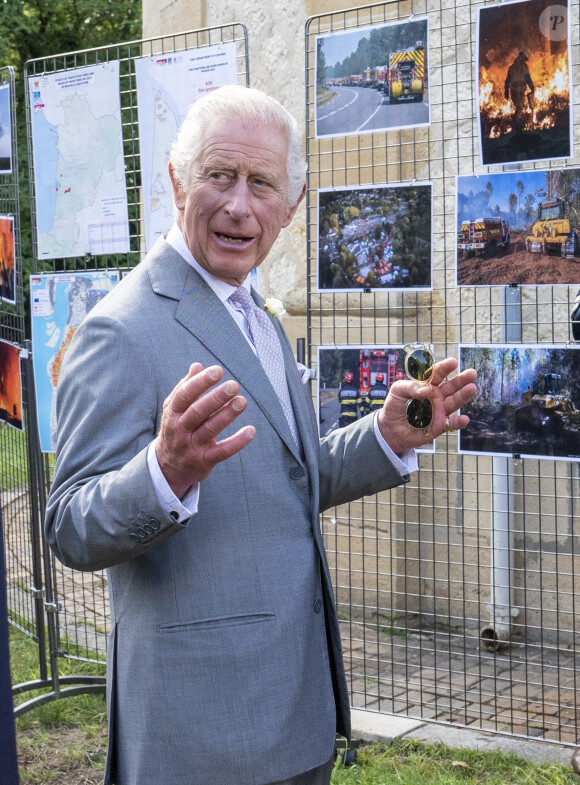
[10,626,106,730]
[0,424,30,491]
[330,740,577,784]
[0,423,55,492]
[9,626,577,784]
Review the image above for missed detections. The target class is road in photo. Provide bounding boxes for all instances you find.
[316,83,429,137]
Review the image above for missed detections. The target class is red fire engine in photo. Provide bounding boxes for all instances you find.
[457,217,510,258]
[387,42,426,103]
[359,349,400,397]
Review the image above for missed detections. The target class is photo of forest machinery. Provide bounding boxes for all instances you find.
[357,349,401,397]
[457,217,510,258]
[525,197,580,257]
[503,373,580,435]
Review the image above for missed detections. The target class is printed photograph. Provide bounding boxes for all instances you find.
[0,338,22,431]
[318,182,432,291]
[459,344,580,461]
[477,0,572,166]
[456,168,580,286]
[0,215,15,304]
[317,345,435,451]
[315,18,429,138]
[0,83,12,173]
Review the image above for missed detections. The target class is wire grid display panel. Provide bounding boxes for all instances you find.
[22,25,249,664]
[0,65,39,640]
[306,0,580,744]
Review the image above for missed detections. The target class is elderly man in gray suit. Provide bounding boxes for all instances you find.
[45,85,477,785]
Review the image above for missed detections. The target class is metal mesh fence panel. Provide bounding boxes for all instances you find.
[18,25,249,665]
[306,0,579,745]
[0,65,42,644]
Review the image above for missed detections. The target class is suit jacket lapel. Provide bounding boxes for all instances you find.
[147,242,301,459]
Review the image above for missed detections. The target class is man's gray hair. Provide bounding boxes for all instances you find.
[170,85,307,207]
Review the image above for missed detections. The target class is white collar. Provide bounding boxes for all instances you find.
[165,223,252,303]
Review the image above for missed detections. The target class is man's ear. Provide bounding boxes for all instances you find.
[282,181,307,228]
[168,163,186,211]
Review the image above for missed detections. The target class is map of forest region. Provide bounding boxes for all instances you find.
[30,271,120,451]
[135,42,237,250]
[29,62,130,260]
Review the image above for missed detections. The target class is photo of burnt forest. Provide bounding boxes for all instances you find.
[317,183,432,291]
[459,344,580,461]
[478,0,571,166]
[456,168,580,286]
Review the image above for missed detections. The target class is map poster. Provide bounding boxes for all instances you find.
[0,84,12,173]
[317,345,435,451]
[477,0,572,166]
[459,344,580,461]
[317,182,433,291]
[29,62,130,260]
[30,270,119,452]
[135,43,238,251]
[0,339,22,431]
[0,215,15,304]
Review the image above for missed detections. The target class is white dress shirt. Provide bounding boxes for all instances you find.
[147,224,417,521]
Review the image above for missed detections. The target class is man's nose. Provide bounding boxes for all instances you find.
[225,179,251,219]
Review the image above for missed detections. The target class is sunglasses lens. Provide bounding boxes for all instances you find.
[406,349,434,382]
[406,398,432,429]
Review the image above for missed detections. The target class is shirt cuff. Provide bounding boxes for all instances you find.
[147,439,199,522]
[372,412,419,476]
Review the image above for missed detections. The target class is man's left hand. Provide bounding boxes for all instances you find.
[377,358,477,454]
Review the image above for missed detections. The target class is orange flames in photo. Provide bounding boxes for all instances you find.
[0,339,22,429]
[479,49,569,139]
[0,215,15,302]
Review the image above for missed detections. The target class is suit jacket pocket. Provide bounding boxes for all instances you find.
[158,611,276,633]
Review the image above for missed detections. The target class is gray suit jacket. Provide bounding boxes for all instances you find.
[45,238,409,785]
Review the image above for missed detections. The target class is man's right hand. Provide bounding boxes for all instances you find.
[156,363,255,499]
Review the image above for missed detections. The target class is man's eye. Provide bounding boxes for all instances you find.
[211,172,226,180]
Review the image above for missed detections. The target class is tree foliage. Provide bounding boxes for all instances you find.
[0,0,142,330]
[332,20,427,78]
[0,0,141,73]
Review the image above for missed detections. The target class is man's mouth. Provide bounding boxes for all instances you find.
[215,231,253,245]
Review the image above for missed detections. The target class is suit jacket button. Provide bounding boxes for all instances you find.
[313,599,323,613]
[289,466,305,480]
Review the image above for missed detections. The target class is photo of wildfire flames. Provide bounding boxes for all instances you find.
[0,215,15,305]
[0,339,22,431]
[478,0,571,166]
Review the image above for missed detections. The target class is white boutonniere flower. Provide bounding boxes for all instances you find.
[264,297,286,318]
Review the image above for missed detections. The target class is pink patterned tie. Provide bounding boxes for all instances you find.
[229,286,300,448]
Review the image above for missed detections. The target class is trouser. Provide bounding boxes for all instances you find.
[270,754,335,785]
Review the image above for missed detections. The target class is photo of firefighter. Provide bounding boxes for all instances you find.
[459,344,580,461]
[477,0,572,166]
[317,182,432,291]
[314,18,430,139]
[456,168,580,286]
[0,339,22,431]
[317,345,435,452]
[0,216,15,304]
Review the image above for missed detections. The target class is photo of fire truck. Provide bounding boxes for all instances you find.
[457,217,511,259]
[358,349,401,398]
[386,42,426,103]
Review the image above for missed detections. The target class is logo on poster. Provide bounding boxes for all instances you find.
[539,5,568,41]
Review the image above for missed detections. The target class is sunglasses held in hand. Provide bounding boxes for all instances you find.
[404,343,435,430]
